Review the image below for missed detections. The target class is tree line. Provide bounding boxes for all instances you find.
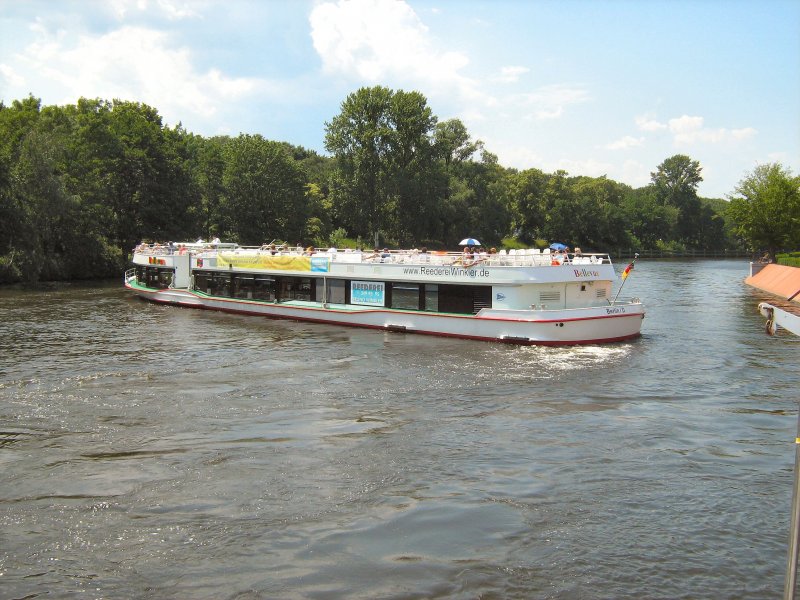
[0,88,797,284]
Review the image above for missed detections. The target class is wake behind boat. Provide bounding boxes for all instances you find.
[124,242,644,345]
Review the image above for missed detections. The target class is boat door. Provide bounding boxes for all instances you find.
[173,254,192,288]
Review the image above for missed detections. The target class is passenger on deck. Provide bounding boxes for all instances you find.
[460,246,474,266]
[363,248,380,262]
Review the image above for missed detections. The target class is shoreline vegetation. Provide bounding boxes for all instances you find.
[1,88,797,285]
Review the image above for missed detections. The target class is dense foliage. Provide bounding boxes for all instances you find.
[0,88,776,284]
[727,163,800,261]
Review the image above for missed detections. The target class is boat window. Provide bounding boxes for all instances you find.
[157,270,172,289]
[424,284,438,312]
[193,271,210,294]
[279,277,313,301]
[233,275,255,299]
[140,266,172,289]
[437,284,491,315]
[209,272,232,297]
[253,276,276,301]
[391,283,420,310]
[325,279,347,304]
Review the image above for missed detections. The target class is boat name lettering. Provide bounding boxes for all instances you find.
[412,266,490,278]
[574,268,600,278]
[605,307,626,315]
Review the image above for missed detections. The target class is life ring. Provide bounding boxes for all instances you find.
[551,259,560,266]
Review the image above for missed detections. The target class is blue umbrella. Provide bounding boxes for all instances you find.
[549,242,567,251]
[459,237,481,246]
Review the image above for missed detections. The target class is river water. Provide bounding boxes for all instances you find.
[1,260,799,599]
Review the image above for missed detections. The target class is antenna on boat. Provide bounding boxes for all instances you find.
[610,253,638,305]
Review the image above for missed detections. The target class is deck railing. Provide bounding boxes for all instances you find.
[133,243,613,268]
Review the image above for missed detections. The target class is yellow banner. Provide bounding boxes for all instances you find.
[217,253,312,271]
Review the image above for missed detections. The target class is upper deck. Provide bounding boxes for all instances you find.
[132,243,619,286]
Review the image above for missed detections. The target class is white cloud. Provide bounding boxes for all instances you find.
[490,143,543,169]
[494,65,529,84]
[635,114,667,132]
[0,64,25,87]
[108,0,199,21]
[310,0,472,92]
[546,157,615,178]
[668,114,757,144]
[8,24,258,125]
[731,127,757,140]
[605,135,645,150]
[511,84,589,121]
[620,159,651,188]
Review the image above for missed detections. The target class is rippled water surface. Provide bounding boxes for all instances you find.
[1,260,799,599]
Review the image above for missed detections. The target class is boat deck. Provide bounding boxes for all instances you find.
[134,243,611,269]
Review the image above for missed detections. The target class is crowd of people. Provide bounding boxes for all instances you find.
[135,239,590,267]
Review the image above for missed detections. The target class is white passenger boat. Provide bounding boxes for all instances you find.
[124,243,644,345]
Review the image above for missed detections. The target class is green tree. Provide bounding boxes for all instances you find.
[565,176,628,250]
[385,90,443,244]
[442,150,510,247]
[324,86,448,245]
[651,154,703,245]
[508,168,548,243]
[727,163,800,258]
[620,186,678,249]
[0,96,42,282]
[434,118,483,173]
[325,86,394,240]
[222,134,308,245]
[184,134,228,240]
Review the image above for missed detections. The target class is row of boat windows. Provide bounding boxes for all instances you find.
[134,267,491,314]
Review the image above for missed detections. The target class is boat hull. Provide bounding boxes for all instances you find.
[125,282,644,345]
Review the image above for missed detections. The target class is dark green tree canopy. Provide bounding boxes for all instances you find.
[0,91,749,284]
[728,163,800,257]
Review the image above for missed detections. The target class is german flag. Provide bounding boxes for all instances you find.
[621,262,634,280]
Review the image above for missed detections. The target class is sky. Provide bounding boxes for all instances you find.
[1,0,798,199]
